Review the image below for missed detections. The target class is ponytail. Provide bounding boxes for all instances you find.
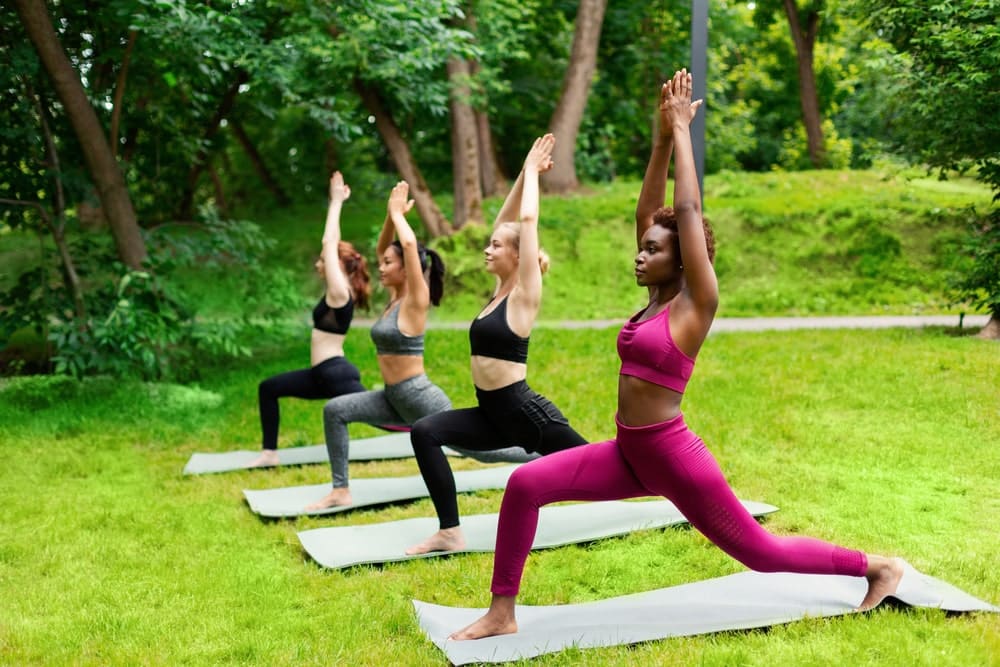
[425,247,446,306]
[537,248,550,275]
[338,240,372,309]
[390,240,446,306]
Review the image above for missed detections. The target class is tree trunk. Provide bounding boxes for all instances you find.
[542,0,608,193]
[448,58,484,228]
[14,0,146,269]
[32,89,85,321]
[178,70,249,220]
[229,120,290,206]
[783,0,825,168]
[208,161,228,216]
[109,30,137,158]
[467,60,507,197]
[977,314,1000,340]
[476,109,508,197]
[354,79,452,237]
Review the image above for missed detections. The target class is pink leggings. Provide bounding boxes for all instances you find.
[491,413,867,596]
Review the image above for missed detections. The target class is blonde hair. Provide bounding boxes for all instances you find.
[497,222,551,275]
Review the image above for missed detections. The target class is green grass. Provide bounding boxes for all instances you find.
[1,327,998,665]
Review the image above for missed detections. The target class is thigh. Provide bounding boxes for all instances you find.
[507,439,650,504]
[314,358,365,397]
[262,367,324,399]
[385,376,452,425]
[414,407,513,452]
[325,390,404,427]
[498,392,584,453]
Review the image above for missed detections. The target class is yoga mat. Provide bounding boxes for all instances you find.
[298,499,778,569]
[244,465,518,518]
[183,432,462,475]
[414,562,998,665]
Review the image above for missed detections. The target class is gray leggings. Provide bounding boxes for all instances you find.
[323,374,451,487]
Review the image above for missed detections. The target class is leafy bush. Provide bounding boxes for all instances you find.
[1,206,298,380]
[948,208,1000,317]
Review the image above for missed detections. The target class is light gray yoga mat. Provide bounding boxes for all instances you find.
[244,465,518,518]
[298,499,778,569]
[183,432,462,475]
[414,562,998,665]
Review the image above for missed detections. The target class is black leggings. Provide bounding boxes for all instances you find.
[258,356,365,450]
[410,380,587,528]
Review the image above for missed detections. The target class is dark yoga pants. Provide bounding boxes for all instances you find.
[258,356,365,450]
[490,412,868,596]
[410,380,587,530]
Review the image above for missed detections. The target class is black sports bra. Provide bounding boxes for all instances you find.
[312,296,354,335]
[469,296,529,364]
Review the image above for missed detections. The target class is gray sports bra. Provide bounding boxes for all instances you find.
[370,302,424,356]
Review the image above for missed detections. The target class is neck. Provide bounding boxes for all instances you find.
[649,279,683,306]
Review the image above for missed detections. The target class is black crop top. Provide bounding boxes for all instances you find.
[312,296,354,335]
[469,296,529,363]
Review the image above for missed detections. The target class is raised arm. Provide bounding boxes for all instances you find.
[508,134,554,332]
[635,83,675,247]
[493,169,526,228]
[666,70,717,316]
[321,171,352,306]
[386,181,430,320]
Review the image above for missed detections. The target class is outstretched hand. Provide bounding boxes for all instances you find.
[659,68,703,133]
[523,133,556,173]
[329,171,351,202]
[388,180,415,217]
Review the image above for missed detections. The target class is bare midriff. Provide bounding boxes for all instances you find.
[310,329,346,366]
[616,375,684,427]
[471,356,527,391]
[378,354,426,386]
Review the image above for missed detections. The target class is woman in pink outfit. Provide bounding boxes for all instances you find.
[450,70,904,641]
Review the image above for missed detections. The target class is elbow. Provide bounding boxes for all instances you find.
[519,213,539,226]
[673,201,701,217]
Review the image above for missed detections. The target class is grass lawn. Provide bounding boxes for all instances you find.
[1,326,997,665]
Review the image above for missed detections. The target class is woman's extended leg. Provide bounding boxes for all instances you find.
[617,417,903,611]
[305,390,403,509]
[452,439,649,640]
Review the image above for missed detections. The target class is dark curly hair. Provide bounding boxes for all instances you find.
[650,206,716,264]
[389,241,447,306]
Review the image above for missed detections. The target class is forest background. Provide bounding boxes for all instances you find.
[2,0,998,379]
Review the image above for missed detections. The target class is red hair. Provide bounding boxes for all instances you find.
[337,241,371,309]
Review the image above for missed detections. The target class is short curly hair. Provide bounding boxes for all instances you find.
[650,206,716,264]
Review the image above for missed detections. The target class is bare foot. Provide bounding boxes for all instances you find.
[449,610,517,641]
[405,527,466,555]
[857,556,905,611]
[304,487,352,511]
[245,450,280,468]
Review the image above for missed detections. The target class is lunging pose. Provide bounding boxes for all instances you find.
[406,134,588,555]
[247,172,370,468]
[306,181,451,509]
[450,71,903,640]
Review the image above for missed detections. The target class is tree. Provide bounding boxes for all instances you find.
[13,0,146,268]
[448,56,485,227]
[754,0,828,168]
[542,0,608,192]
[860,0,1000,337]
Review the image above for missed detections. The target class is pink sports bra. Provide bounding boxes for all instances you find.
[617,305,695,393]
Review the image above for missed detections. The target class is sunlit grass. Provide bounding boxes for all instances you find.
[1,327,997,665]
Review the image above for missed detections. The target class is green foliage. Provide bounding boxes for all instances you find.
[0,205,299,380]
[948,209,1000,318]
[858,0,1000,193]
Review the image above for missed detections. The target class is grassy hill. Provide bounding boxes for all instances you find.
[227,167,994,321]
